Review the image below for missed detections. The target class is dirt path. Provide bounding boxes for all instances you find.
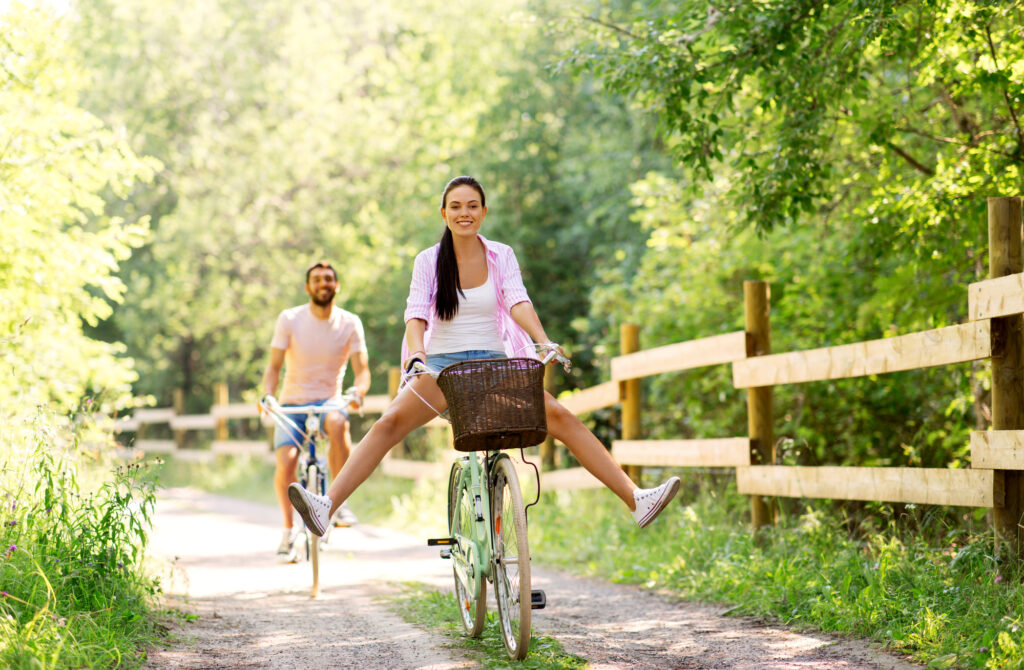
[144,488,921,669]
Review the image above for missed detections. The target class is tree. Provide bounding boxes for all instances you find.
[0,3,157,414]
[71,0,675,408]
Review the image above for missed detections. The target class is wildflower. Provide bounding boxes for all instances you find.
[7,520,15,527]
[995,574,1004,584]
[7,545,15,553]
[0,591,7,597]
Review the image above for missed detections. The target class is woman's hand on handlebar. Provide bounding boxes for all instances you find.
[404,351,427,374]
[538,342,571,372]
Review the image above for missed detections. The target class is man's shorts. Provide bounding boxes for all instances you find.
[273,398,350,450]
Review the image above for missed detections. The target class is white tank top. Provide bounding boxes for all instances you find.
[427,275,506,354]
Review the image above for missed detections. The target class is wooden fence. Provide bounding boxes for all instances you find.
[112,197,1024,554]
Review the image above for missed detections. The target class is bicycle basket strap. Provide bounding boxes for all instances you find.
[436,357,547,452]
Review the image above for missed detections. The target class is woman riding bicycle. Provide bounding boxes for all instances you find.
[289,176,679,535]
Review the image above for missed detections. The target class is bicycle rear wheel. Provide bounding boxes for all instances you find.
[448,460,485,636]
[306,463,320,598]
[490,455,531,659]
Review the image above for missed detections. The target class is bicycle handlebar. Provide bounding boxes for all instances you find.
[260,387,362,437]
[405,343,571,385]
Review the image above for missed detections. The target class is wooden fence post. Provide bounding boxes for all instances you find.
[744,281,775,532]
[214,383,229,441]
[621,323,643,483]
[989,196,1024,560]
[541,366,558,469]
[172,388,186,450]
[389,367,404,458]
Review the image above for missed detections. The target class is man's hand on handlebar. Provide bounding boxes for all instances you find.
[259,394,279,416]
[342,386,364,412]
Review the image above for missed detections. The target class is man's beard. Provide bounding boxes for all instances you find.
[311,289,335,307]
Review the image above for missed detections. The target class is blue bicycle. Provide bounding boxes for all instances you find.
[260,388,360,597]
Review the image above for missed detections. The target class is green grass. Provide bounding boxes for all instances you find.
[384,582,587,670]
[528,473,1024,669]
[0,411,169,669]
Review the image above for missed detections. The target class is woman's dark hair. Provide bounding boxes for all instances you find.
[435,176,486,321]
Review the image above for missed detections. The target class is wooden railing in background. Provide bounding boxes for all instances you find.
[111,392,396,463]
[112,197,1024,555]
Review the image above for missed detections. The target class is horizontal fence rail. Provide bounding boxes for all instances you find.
[732,321,992,388]
[612,439,750,468]
[736,466,1001,508]
[611,331,747,381]
[971,431,1024,469]
[969,272,1024,320]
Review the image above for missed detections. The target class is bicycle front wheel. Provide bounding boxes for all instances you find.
[449,460,485,637]
[306,463,321,598]
[490,455,531,659]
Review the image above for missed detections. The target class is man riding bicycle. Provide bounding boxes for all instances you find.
[261,260,371,563]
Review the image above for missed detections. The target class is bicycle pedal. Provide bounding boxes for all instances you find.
[427,537,455,546]
[531,589,546,610]
[439,547,451,559]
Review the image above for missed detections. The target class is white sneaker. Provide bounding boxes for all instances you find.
[632,477,681,528]
[276,528,298,564]
[288,484,332,537]
[332,502,358,527]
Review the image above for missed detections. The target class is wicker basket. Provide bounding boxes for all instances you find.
[436,357,547,452]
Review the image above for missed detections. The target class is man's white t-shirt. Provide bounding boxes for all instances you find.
[271,304,366,404]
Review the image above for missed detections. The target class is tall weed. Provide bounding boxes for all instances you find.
[0,410,163,669]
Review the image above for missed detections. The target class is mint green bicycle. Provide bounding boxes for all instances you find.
[413,346,568,660]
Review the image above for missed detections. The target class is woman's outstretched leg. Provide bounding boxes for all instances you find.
[544,390,679,527]
[290,375,446,534]
[544,391,636,506]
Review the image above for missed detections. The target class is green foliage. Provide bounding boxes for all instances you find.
[0,2,158,413]
[530,478,1024,669]
[67,0,672,408]
[567,1,1024,231]
[0,411,164,669]
[558,2,1024,471]
[387,582,587,669]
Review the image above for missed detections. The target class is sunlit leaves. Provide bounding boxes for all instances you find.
[0,3,157,412]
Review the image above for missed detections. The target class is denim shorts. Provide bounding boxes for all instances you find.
[425,349,507,374]
[273,398,349,450]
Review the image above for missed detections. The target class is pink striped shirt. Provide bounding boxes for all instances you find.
[402,234,537,363]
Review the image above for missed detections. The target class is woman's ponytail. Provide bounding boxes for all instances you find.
[435,176,485,321]
[435,227,462,321]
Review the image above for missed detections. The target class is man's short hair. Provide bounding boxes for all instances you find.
[305,260,337,283]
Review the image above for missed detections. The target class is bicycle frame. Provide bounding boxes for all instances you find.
[450,451,494,600]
